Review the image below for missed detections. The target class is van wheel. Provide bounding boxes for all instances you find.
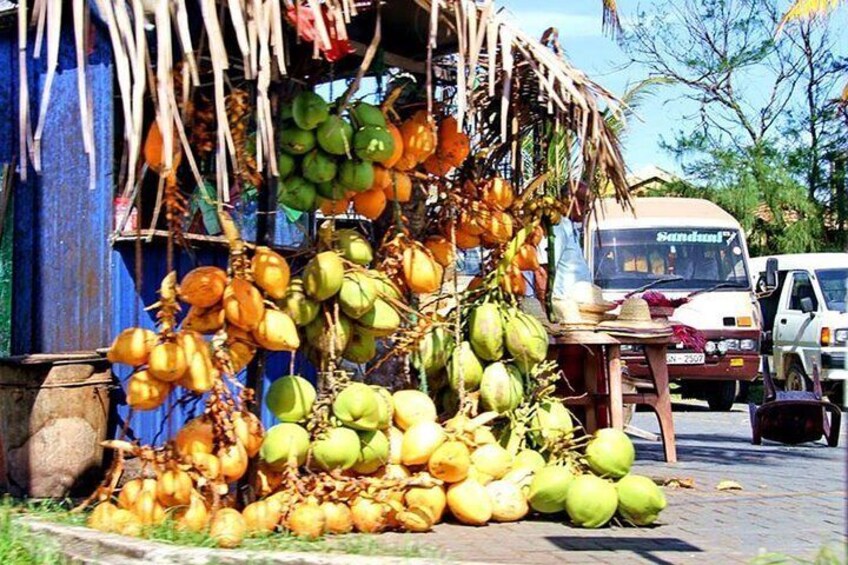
[706,381,739,411]
[784,361,812,392]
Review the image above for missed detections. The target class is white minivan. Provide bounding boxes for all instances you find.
[750,253,847,405]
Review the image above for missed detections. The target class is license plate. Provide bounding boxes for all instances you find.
[667,352,706,365]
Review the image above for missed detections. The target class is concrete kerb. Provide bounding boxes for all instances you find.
[20,517,490,565]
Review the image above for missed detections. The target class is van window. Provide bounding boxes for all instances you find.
[788,272,818,311]
[815,268,847,312]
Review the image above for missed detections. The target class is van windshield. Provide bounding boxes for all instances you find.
[593,228,751,291]
[816,268,847,312]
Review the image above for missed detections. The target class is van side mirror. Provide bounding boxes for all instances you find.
[800,296,816,314]
[765,258,778,290]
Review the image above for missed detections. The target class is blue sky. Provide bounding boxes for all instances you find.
[497,0,846,179]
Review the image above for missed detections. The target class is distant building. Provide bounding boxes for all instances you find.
[626,165,677,195]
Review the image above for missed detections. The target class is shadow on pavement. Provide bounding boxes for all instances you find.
[546,536,701,565]
[635,432,839,464]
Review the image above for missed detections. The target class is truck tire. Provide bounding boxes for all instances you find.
[784,360,812,392]
[706,381,739,411]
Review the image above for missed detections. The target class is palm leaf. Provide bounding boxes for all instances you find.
[778,0,843,31]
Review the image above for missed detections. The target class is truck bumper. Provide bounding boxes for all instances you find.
[624,353,760,381]
[821,349,847,381]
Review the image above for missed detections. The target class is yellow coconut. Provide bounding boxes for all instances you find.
[473,427,498,446]
[191,452,221,480]
[252,246,291,300]
[178,346,218,394]
[392,390,437,430]
[242,500,282,533]
[401,421,446,466]
[118,478,158,510]
[174,417,215,457]
[147,341,188,382]
[107,327,157,366]
[182,304,225,334]
[127,370,171,411]
[111,508,143,537]
[131,490,166,526]
[428,440,471,483]
[378,463,412,481]
[486,480,529,522]
[223,278,266,330]
[387,426,404,465]
[396,506,434,533]
[209,508,247,548]
[156,469,193,507]
[321,502,354,534]
[252,309,300,351]
[175,492,209,532]
[180,266,228,308]
[287,502,326,539]
[87,501,118,532]
[404,485,447,523]
[350,497,389,534]
[219,441,249,483]
[470,443,513,482]
[228,340,257,373]
[446,479,493,526]
[233,411,264,457]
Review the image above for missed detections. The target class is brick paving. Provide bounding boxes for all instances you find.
[382,402,847,564]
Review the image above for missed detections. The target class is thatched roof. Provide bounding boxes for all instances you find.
[15,0,629,205]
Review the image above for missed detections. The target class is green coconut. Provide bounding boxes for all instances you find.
[292,91,330,130]
[338,271,378,319]
[343,329,377,364]
[282,278,320,326]
[260,423,311,470]
[513,449,546,473]
[504,309,549,374]
[279,102,294,122]
[356,298,401,337]
[353,126,395,162]
[351,429,390,474]
[301,149,338,184]
[412,327,456,377]
[529,400,575,448]
[311,427,361,471]
[480,362,524,414]
[305,314,353,354]
[316,180,347,201]
[277,151,296,178]
[469,303,505,361]
[303,251,345,301]
[368,270,402,300]
[317,115,354,155]
[350,102,387,128]
[527,464,575,514]
[565,474,618,528]
[371,386,394,429]
[335,229,374,266]
[279,126,316,155]
[337,160,374,193]
[265,375,316,423]
[332,382,382,431]
[277,176,317,212]
[616,474,667,526]
[446,341,484,392]
[585,428,635,479]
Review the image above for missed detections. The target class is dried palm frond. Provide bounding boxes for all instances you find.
[779,0,843,30]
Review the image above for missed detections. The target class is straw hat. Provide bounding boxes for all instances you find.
[565,281,616,313]
[551,298,601,330]
[598,297,673,337]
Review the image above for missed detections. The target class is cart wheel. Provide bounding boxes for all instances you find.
[707,381,739,411]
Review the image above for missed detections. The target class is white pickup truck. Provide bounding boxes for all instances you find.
[750,253,847,406]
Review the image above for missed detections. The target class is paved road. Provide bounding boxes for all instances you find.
[383,403,847,564]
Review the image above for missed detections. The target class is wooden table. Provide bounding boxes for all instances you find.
[550,332,677,463]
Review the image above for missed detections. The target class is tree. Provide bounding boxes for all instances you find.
[625,0,846,254]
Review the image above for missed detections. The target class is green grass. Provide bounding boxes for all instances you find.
[0,497,441,561]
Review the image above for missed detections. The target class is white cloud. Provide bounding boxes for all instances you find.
[506,12,604,37]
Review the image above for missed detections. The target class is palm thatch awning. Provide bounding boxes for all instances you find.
[15,0,628,205]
